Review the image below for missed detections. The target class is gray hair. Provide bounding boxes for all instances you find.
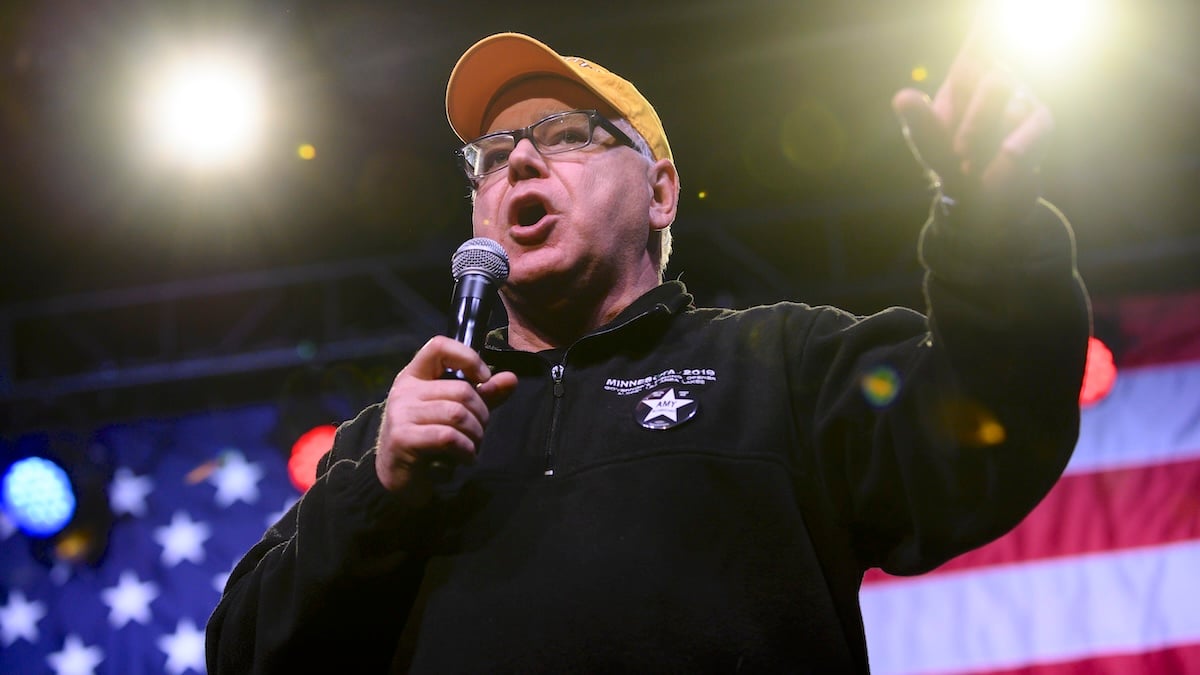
[610,119,673,278]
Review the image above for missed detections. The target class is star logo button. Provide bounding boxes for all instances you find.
[636,387,699,430]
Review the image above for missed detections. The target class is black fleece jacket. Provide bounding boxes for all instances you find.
[206,199,1090,673]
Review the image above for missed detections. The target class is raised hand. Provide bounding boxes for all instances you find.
[892,19,1053,228]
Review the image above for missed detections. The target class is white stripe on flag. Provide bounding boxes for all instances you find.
[861,539,1200,675]
[1068,360,1200,475]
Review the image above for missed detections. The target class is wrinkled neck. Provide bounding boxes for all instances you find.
[501,274,659,351]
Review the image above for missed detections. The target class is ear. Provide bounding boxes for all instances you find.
[646,158,680,232]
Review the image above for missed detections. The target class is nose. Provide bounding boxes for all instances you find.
[506,137,547,183]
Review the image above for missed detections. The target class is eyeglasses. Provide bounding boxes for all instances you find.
[455,109,637,186]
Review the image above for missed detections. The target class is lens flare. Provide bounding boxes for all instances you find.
[861,366,901,408]
[939,399,1008,448]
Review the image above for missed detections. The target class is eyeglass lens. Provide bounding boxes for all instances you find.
[465,111,596,178]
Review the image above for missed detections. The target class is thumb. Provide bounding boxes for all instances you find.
[477,371,518,409]
[892,88,955,186]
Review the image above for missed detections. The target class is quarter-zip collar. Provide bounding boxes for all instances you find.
[479,281,693,477]
[483,280,694,357]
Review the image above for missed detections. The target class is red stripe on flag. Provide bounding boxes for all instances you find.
[963,642,1200,675]
[864,454,1200,585]
[1096,290,1200,368]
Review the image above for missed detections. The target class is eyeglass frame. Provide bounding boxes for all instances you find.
[454,109,638,187]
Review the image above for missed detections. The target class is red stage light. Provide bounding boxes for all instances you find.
[1080,336,1117,407]
[288,425,336,492]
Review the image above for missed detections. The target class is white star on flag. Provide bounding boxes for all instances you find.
[210,450,264,507]
[212,558,240,595]
[157,618,206,675]
[213,569,232,595]
[100,571,160,628]
[46,634,104,675]
[153,511,211,567]
[109,467,154,517]
[264,496,298,528]
[641,389,694,422]
[1,590,47,646]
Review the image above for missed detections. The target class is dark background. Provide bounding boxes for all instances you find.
[1,0,1197,432]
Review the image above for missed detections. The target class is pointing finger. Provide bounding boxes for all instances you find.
[932,13,1001,128]
[980,101,1053,194]
[952,69,1018,176]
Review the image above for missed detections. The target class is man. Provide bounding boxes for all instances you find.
[207,27,1089,673]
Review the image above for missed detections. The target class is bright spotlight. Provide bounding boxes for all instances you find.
[141,52,265,168]
[2,457,77,538]
[986,0,1111,68]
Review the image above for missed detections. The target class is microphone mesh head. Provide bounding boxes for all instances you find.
[451,237,510,282]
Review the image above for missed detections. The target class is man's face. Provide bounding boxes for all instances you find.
[471,77,659,304]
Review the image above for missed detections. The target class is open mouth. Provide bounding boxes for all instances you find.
[516,202,547,227]
[513,198,548,228]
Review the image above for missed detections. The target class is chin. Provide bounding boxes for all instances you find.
[505,268,580,303]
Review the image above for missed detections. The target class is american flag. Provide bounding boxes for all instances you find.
[863,290,1200,674]
[2,291,1198,674]
[1,406,301,674]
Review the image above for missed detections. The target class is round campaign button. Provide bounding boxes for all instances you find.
[635,386,699,430]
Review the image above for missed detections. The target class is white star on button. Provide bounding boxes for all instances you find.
[636,386,701,430]
[641,388,694,422]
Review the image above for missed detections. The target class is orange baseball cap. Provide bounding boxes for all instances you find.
[446,32,672,162]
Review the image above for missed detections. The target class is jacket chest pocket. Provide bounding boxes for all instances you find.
[555,379,746,469]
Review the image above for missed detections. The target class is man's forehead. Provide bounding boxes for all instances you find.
[481,75,618,131]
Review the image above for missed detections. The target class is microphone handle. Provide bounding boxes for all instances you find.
[428,274,495,483]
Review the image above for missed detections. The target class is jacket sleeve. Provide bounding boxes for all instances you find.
[795,197,1090,575]
[205,402,442,673]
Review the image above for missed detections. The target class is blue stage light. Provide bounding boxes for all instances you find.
[2,457,77,537]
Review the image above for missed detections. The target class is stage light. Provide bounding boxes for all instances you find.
[139,50,265,168]
[2,457,76,538]
[272,365,379,493]
[288,425,336,492]
[1080,336,1117,407]
[985,0,1111,68]
[2,434,116,567]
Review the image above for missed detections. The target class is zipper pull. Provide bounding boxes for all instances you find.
[551,363,565,397]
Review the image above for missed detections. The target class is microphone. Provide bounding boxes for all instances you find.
[446,237,510,355]
[429,237,509,482]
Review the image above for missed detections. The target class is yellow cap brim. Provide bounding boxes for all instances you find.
[447,33,578,141]
[446,32,671,161]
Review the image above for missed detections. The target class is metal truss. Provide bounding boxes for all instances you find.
[0,240,454,407]
[3,188,1198,420]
